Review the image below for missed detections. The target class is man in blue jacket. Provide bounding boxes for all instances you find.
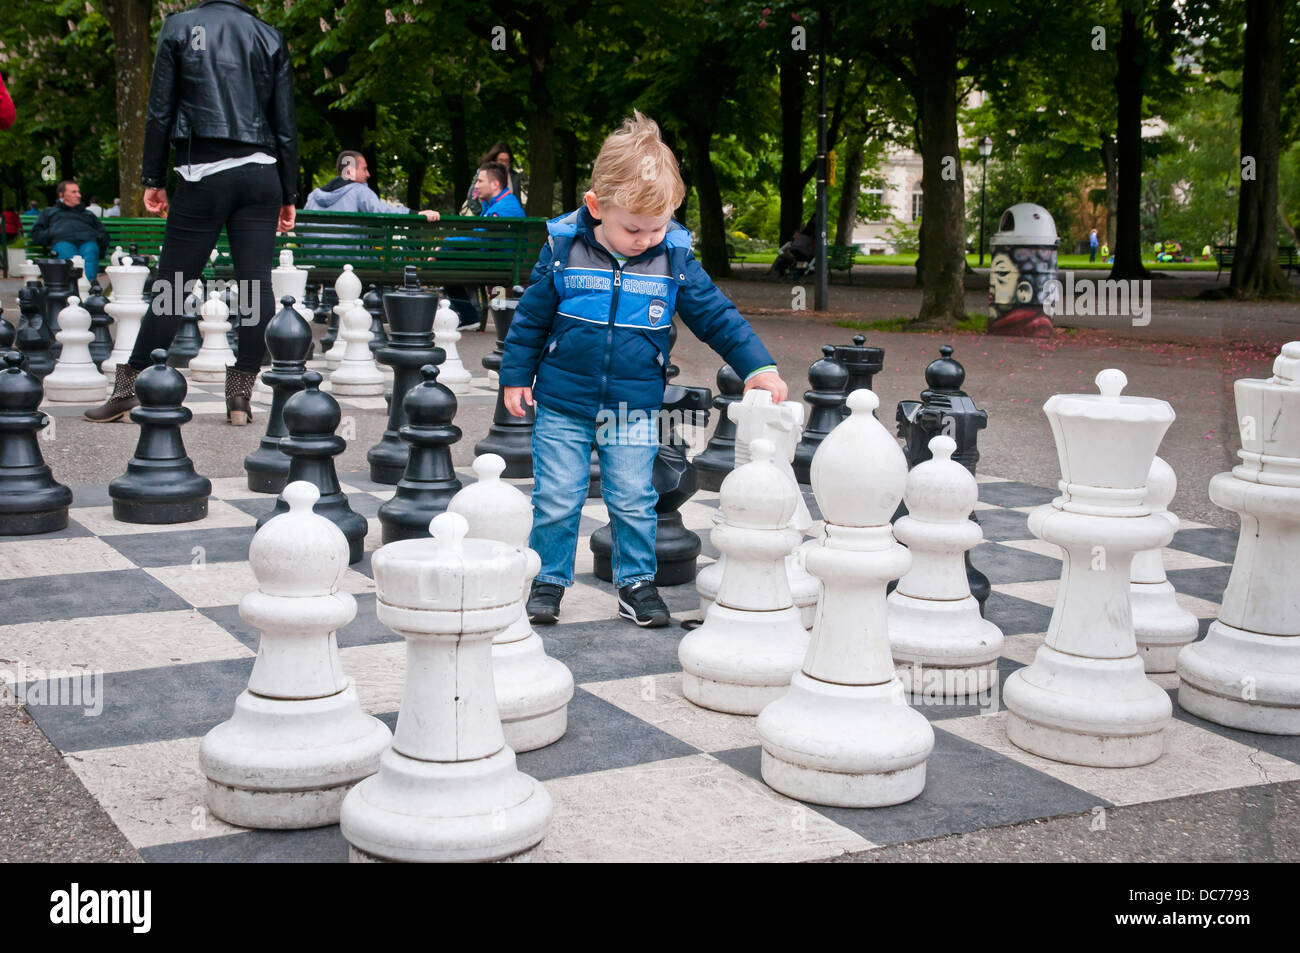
[500,112,787,628]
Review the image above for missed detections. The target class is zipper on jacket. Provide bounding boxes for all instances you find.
[599,261,621,408]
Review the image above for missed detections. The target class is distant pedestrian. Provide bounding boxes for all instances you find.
[103,198,121,218]
[86,195,104,217]
[1088,228,1099,262]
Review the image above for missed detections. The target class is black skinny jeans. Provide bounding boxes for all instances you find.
[130,162,281,374]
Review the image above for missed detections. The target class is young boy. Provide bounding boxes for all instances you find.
[499,111,788,628]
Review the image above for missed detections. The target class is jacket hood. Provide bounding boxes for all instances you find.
[309,179,366,207]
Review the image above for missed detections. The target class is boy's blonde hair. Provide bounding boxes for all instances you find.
[589,111,685,218]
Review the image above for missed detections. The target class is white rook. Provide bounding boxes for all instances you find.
[341,512,552,862]
[200,482,391,828]
[1004,369,1174,766]
[758,390,933,807]
[1179,341,1300,733]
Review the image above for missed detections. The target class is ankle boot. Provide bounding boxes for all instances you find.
[226,365,258,426]
[83,364,140,422]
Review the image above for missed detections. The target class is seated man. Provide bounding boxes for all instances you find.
[444,162,525,330]
[305,150,439,219]
[28,179,110,280]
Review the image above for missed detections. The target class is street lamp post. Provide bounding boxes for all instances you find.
[977,136,992,268]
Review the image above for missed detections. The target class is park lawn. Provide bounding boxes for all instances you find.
[729,251,1221,271]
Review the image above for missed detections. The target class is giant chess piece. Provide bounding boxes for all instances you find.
[1178,342,1300,733]
[222,284,241,358]
[888,435,1004,699]
[16,288,55,380]
[108,349,211,523]
[245,296,313,494]
[341,512,553,863]
[377,364,463,544]
[318,286,340,355]
[591,384,712,586]
[70,255,91,301]
[45,297,107,402]
[693,364,744,493]
[473,344,534,481]
[793,346,848,484]
[362,284,390,356]
[698,391,819,628]
[257,372,366,563]
[189,287,237,382]
[18,256,42,282]
[84,283,113,371]
[271,249,314,325]
[758,390,934,807]
[36,258,73,355]
[433,298,472,394]
[896,344,990,612]
[679,439,810,713]
[0,351,73,535]
[368,267,441,484]
[102,256,150,380]
[0,308,12,351]
[1131,456,1199,672]
[1004,370,1174,766]
[326,267,362,369]
[329,303,385,396]
[483,286,523,387]
[166,281,204,369]
[201,481,392,828]
[449,454,574,750]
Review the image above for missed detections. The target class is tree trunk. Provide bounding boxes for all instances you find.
[405,159,426,212]
[663,125,689,223]
[1101,134,1118,249]
[836,139,864,246]
[1230,0,1287,297]
[684,121,730,278]
[560,127,578,211]
[1110,6,1147,280]
[778,54,806,244]
[914,2,965,324]
[101,0,153,217]
[447,93,470,208]
[523,19,556,218]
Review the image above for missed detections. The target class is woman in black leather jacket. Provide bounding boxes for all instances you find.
[86,0,298,427]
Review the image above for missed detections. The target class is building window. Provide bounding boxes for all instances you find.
[911,192,923,222]
[861,179,886,223]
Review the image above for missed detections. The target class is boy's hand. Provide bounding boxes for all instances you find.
[743,371,788,404]
[504,386,534,417]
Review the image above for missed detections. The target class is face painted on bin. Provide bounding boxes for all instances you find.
[989,252,1017,306]
[584,191,670,259]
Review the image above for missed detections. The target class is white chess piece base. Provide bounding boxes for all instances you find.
[1178,620,1300,734]
[679,603,808,715]
[758,673,933,808]
[199,681,392,829]
[493,628,574,752]
[888,592,1002,698]
[1131,580,1199,673]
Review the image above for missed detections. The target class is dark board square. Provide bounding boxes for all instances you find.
[5,568,189,625]
[542,617,687,683]
[101,525,255,568]
[970,541,1061,584]
[984,589,1054,636]
[1169,527,1238,564]
[970,507,1034,542]
[228,497,278,521]
[1,516,92,540]
[69,483,113,508]
[140,825,348,863]
[978,481,1059,508]
[1167,566,1232,603]
[515,688,699,782]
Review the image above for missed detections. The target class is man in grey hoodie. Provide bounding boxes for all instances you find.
[305,150,438,219]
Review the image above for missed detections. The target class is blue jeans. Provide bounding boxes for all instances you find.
[531,402,659,589]
[52,241,101,281]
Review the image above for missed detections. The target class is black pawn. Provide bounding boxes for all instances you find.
[369,267,441,484]
[319,286,340,353]
[0,351,72,535]
[475,376,534,480]
[16,287,54,380]
[693,363,744,492]
[108,349,211,523]
[591,384,711,587]
[0,307,13,350]
[362,284,390,354]
[834,334,885,417]
[257,371,366,564]
[167,287,203,368]
[302,283,321,321]
[793,346,849,484]
[377,365,464,544]
[245,296,313,493]
[894,344,990,612]
[84,284,114,370]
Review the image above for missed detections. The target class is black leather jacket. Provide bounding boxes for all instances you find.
[141,0,298,204]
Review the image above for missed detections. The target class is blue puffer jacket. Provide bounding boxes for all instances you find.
[500,205,775,418]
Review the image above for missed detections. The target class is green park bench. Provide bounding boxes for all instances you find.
[28,211,549,290]
[827,244,858,284]
[1215,244,1299,280]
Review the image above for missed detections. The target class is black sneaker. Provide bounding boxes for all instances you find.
[617,581,671,628]
[527,582,564,625]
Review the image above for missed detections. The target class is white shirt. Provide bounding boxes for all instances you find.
[87,203,103,217]
[174,152,277,182]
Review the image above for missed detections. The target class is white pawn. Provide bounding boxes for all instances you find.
[341,513,553,862]
[1132,456,1199,672]
[18,257,41,281]
[680,439,809,714]
[102,255,150,380]
[329,303,385,396]
[697,390,819,629]
[189,289,236,382]
[45,296,107,402]
[434,298,472,394]
[71,255,91,301]
[758,390,934,808]
[448,454,574,750]
[110,246,126,268]
[326,264,362,369]
[199,482,392,828]
[888,434,1004,699]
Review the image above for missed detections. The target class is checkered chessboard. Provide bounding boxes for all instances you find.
[3,461,1298,863]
